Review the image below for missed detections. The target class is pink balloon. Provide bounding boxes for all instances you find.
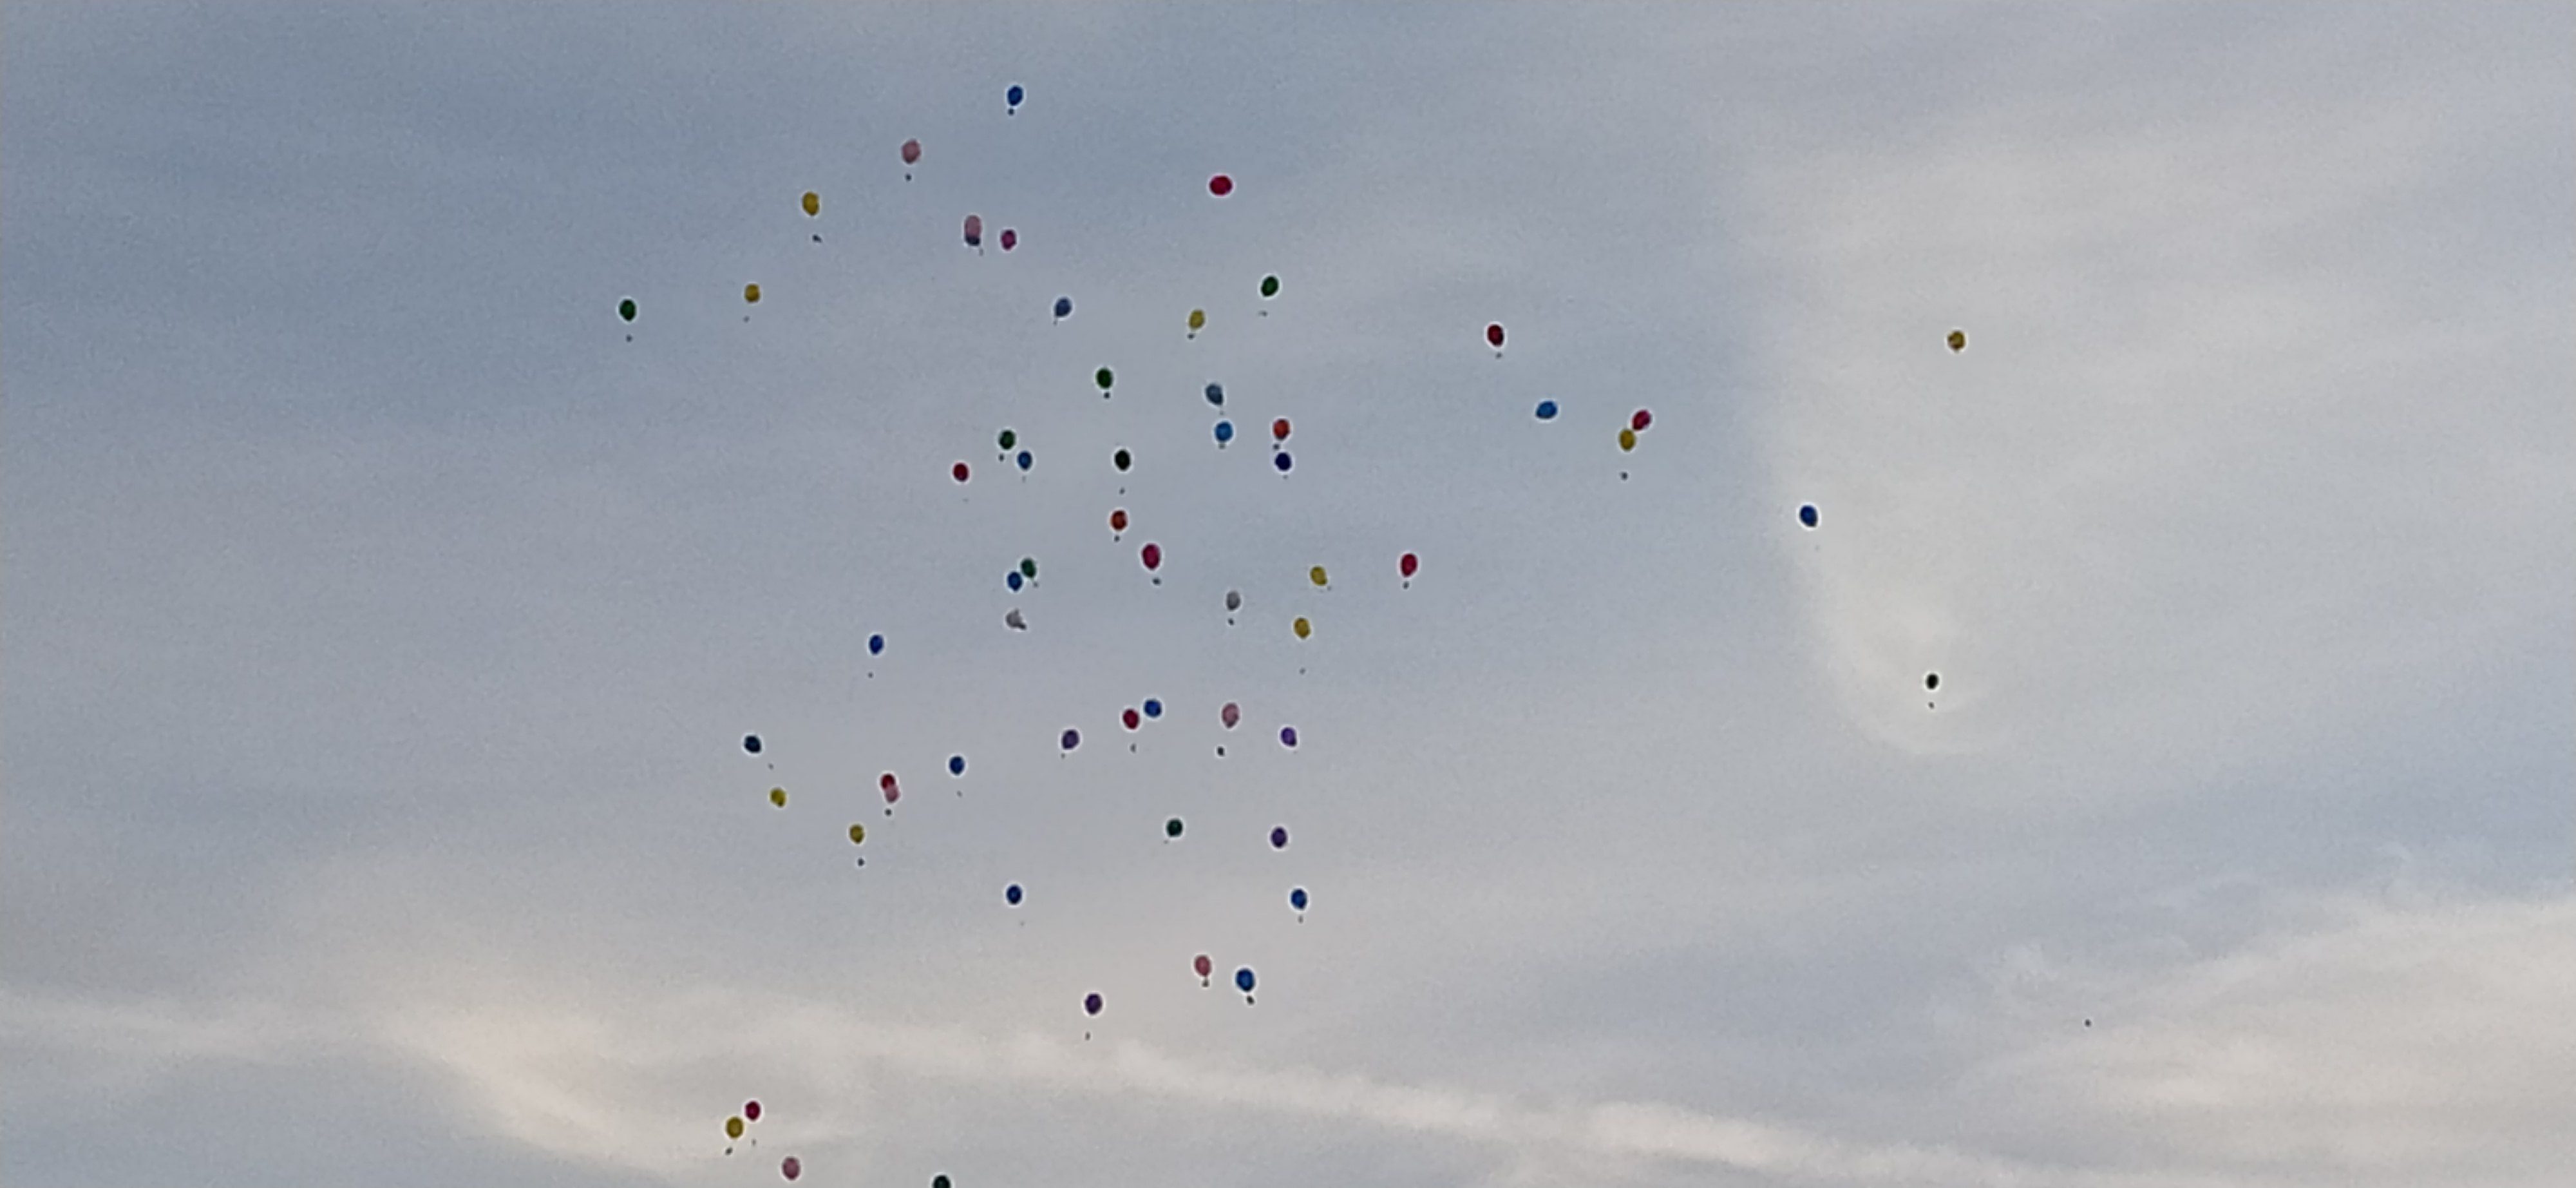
[781,1156,802,1181]
[1140,542,1162,571]
[1399,551,1420,579]
[999,227,1018,251]
[900,139,922,166]
[1220,702,1241,729]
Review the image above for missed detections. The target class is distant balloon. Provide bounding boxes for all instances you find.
[1113,448,1132,472]
[744,1100,761,1122]
[1004,607,1027,631]
[1204,382,1226,407]
[1924,672,1940,691]
[1235,966,1256,994]
[998,428,1018,452]
[1208,174,1233,196]
[1400,552,1420,582]
[1220,702,1241,729]
[1535,399,1558,421]
[849,823,867,845]
[1142,698,1163,720]
[1631,408,1653,432]
[1061,728,1081,752]
[1486,323,1506,350]
[1279,725,1299,749]
[770,787,787,807]
[1054,296,1074,321]
[1123,707,1141,731]
[1947,329,1967,352]
[1095,367,1115,393]
[902,138,922,166]
[880,772,898,794]
[1005,570,1023,591]
[1799,504,1819,529]
[869,633,886,655]
[952,461,971,483]
[1020,557,1038,580]
[728,1116,746,1140]
[743,734,763,755]
[1016,450,1033,472]
[1164,816,1184,839]
[934,1176,952,1188]
[1194,953,1213,984]
[882,783,900,810]
[1270,825,1289,850]
[618,298,637,323]
[802,191,819,217]
[999,227,1018,252]
[1618,427,1638,452]
[963,215,983,249]
[1109,508,1129,535]
[1140,542,1162,572]
[1289,886,1309,914]
[744,283,762,304]
[1188,309,1206,336]
[1292,617,1311,640]
[1260,274,1280,299]
[1007,83,1025,112]
[1083,992,1103,1016]
[949,754,967,776]
[1224,589,1244,613]
[1309,566,1329,588]
[1213,419,1235,446]
[782,1156,800,1181]
[1273,451,1293,474]
[1271,417,1291,443]
[1005,883,1024,906]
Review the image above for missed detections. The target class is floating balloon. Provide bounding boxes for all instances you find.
[1095,367,1114,393]
[880,772,898,794]
[1799,504,1819,529]
[744,1100,761,1122]
[770,787,787,807]
[1005,883,1024,906]
[1005,570,1023,591]
[1164,816,1184,839]
[1140,542,1162,572]
[1204,381,1226,407]
[949,754,967,776]
[1925,672,1940,691]
[1309,566,1329,588]
[1947,329,1967,352]
[1194,953,1213,985]
[1260,274,1280,299]
[1188,309,1206,337]
[1631,408,1653,432]
[1054,296,1074,321]
[998,428,1018,452]
[1220,702,1241,729]
[902,138,922,168]
[1004,607,1027,631]
[802,191,819,218]
[1109,508,1129,535]
[849,823,867,845]
[1020,557,1038,580]
[1235,966,1256,994]
[1289,886,1309,916]
[1270,825,1289,850]
[1213,419,1235,446]
[1535,399,1558,421]
[1113,448,1132,472]
[952,461,971,483]
[1618,427,1638,452]
[1017,450,1034,472]
[1123,707,1141,731]
[743,734,763,755]
[1271,417,1292,443]
[1279,725,1299,749]
[744,283,762,304]
[1208,174,1233,196]
[1400,552,1419,583]
[728,1116,746,1140]
[1292,617,1311,640]
[1273,451,1293,474]
[1007,83,1025,112]
[1060,728,1081,752]
[618,298,637,323]
[883,783,900,811]
[1083,992,1103,1016]
[963,215,983,249]
[934,1176,951,1188]
[869,633,886,656]
[1143,698,1164,720]
[1486,323,1506,351]
[782,1156,800,1181]
[1224,589,1244,613]
[999,227,1018,252]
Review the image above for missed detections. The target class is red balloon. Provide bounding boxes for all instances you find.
[999,228,1018,251]
[1122,707,1141,731]
[1141,542,1162,571]
[879,772,898,793]
[1486,323,1506,349]
[1400,552,1419,579]
[744,1100,761,1122]
[952,461,971,483]
[1193,953,1213,979]
[1208,174,1233,196]
[1631,408,1653,432]
[781,1156,802,1181]
[1109,508,1129,533]
[1271,417,1291,443]
[900,139,922,166]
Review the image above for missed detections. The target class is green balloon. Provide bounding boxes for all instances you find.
[998,428,1018,450]
[933,1178,951,1188]
[617,298,636,322]
[1019,557,1037,579]
[1260,274,1280,298]
[1095,367,1114,390]
[1164,817,1184,838]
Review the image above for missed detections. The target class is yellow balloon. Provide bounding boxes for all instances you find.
[1618,427,1638,452]
[1947,329,1967,352]
[1293,617,1312,640]
[848,823,867,845]
[1309,566,1328,588]
[1188,309,1206,331]
[769,787,787,807]
[744,283,762,304]
[727,1116,746,1140]
[802,191,820,217]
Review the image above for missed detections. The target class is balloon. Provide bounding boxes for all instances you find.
[1204,381,1226,407]
[1004,607,1027,631]
[1005,883,1024,906]
[880,772,898,794]
[1271,417,1291,443]
[1110,508,1129,534]
[728,1116,746,1140]
[1631,408,1653,432]
[1165,816,1185,839]
[849,823,867,845]
[999,227,1018,252]
[1279,725,1298,749]
[1399,552,1419,580]
[1289,886,1309,912]
[1123,707,1141,731]
[1924,672,1940,691]
[1113,448,1132,472]
[1618,427,1638,452]
[1006,570,1023,591]
[902,138,922,165]
[952,461,971,483]
[1194,953,1213,982]
[998,428,1018,451]
[618,298,637,323]
[770,787,787,807]
[744,283,762,304]
[1947,329,1967,352]
[1140,542,1162,571]
[949,754,967,776]
[934,1176,952,1188]
[1208,174,1233,196]
[1224,589,1244,613]
[1083,992,1104,1016]
[1535,399,1558,421]
[1292,617,1311,640]
[745,1100,761,1122]
[1486,323,1506,349]
[1007,82,1025,111]
[1054,296,1074,321]
[743,734,762,754]
[1142,697,1162,720]
[1273,450,1293,474]
[1799,503,1819,529]
[1020,557,1038,580]
[802,191,819,217]
[1213,419,1235,446]
[1309,566,1329,588]
[782,1156,801,1181]
[1260,274,1280,299]
[1016,450,1033,472]
[1270,825,1289,850]
[883,783,901,809]
[1060,728,1081,751]
[869,633,886,655]
[1235,966,1256,993]
[963,215,983,248]
[1095,367,1114,392]
[1221,702,1241,729]
[1188,309,1206,335]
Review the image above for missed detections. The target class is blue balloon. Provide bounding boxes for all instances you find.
[1799,504,1819,529]
[743,734,762,754]
[1535,399,1558,421]
[1005,883,1023,906]
[1204,382,1225,407]
[949,754,967,776]
[1007,570,1024,591]
[1142,698,1163,719]
[1235,966,1256,993]
[1274,451,1293,474]
[1017,450,1034,472]
[1006,83,1025,109]
[1053,296,1073,320]
[868,633,886,655]
[1289,886,1309,911]
[1214,419,1235,445]
[1279,725,1298,748]
[1060,728,1081,751]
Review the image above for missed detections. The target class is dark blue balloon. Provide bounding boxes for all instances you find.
[1053,296,1073,320]
[1799,504,1819,529]
[1006,83,1025,108]
[1204,382,1225,407]
[1279,725,1298,748]
[1142,698,1163,720]
[1007,570,1024,591]
[1273,451,1293,474]
[1005,883,1024,906]
[868,633,886,655]
[1017,450,1034,472]
[1289,886,1309,911]
[743,734,762,754]
[1269,825,1288,849]
[949,754,967,776]
[1060,728,1081,751]
[1235,966,1256,993]
[1214,419,1235,445]
[1535,399,1558,421]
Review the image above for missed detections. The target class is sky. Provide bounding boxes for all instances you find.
[4,4,2572,1185]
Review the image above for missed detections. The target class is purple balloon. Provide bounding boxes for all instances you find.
[1061,728,1081,751]
[1269,825,1289,850]
[1279,725,1299,749]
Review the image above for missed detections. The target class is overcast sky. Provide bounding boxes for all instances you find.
[6,5,2572,1186]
